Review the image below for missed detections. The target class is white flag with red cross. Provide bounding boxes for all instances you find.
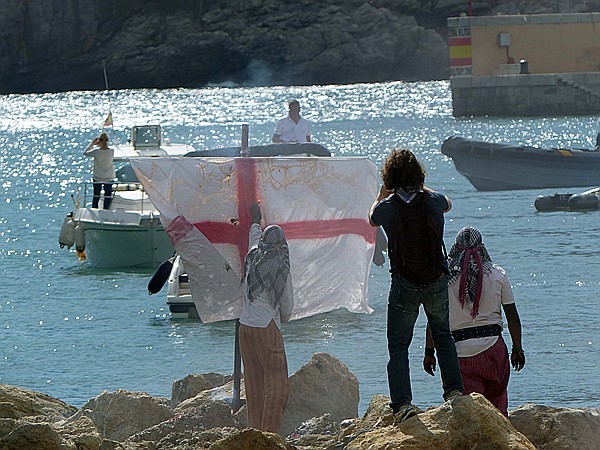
[131,156,378,323]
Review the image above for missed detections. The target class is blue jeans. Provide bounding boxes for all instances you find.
[92,181,113,209]
[387,274,463,411]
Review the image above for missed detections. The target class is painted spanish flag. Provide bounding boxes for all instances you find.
[449,36,472,67]
[103,112,113,127]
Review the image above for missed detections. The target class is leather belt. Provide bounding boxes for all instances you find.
[452,324,502,342]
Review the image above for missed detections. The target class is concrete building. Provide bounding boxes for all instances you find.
[448,13,600,116]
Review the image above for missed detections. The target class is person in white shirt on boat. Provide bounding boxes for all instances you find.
[239,202,293,433]
[272,99,311,143]
[84,132,115,209]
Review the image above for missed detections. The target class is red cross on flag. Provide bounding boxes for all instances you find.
[131,156,378,323]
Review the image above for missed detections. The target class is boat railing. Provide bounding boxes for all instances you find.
[78,181,150,212]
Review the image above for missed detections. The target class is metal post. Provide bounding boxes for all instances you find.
[233,123,250,412]
[232,318,243,412]
[241,124,249,157]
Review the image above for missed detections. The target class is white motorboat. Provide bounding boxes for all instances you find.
[58,125,194,268]
[165,255,197,319]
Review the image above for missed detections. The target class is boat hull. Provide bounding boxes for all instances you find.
[442,136,600,191]
[74,208,173,268]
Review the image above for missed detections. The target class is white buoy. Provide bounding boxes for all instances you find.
[74,223,86,253]
[58,212,76,249]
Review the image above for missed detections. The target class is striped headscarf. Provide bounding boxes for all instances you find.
[243,225,290,307]
[447,226,493,318]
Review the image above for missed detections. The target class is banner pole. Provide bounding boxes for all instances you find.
[232,319,243,412]
[233,123,250,412]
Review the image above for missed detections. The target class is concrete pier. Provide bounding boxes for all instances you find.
[451,72,600,117]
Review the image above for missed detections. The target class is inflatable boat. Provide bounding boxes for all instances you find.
[442,136,600,191]
[534,187,600,212]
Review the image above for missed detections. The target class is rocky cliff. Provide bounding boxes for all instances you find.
[1,0,599,93]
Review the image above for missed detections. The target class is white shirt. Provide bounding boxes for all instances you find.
[84,144,115,182]
[273,116,311,143]
[449,264,515,357]
[239,223,294,329]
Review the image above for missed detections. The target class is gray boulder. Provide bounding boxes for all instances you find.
[0,415,101,450]
[280,352,359,437]
[340,393,535,450]
[0,383,77,422]
[509,403,600,450]
[171,372,232,408]
[65,389,173,442]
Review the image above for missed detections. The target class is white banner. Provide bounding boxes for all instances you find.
[131,156,378,323]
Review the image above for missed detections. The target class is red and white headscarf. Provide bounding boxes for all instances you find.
[447,227,493,318]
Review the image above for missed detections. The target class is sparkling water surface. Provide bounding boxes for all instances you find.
[1,82,599,413]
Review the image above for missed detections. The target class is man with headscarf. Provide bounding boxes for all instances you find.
[423,226,525,417]
[239,202,293,433]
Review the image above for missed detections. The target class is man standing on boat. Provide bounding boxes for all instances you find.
[272,99,311,143]
[84,132,115,209]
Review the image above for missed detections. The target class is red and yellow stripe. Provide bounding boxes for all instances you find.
[449,37,472,67]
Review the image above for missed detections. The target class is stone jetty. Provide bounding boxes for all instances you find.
[1,352,599,449]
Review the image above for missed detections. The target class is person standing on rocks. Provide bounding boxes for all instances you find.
[423,226,525,417]
[83,132,115,209]
[272,99,311,143]
[369,149,463,423]
[239,202,294,433]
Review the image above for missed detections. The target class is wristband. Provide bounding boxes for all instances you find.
[511,346,524,353]
[424,348,435,357]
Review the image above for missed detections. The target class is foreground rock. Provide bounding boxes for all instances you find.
[510,403,600,450]
[281,352,359,437]
[0,383,77,422]
[65,389,173,442]
[1,351,600,449]
[340,393,535,450]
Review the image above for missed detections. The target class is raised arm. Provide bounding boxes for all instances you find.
[369,184,392,226]
[84,137,99,156]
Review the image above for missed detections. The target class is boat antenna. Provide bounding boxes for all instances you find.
[102,59,115,140]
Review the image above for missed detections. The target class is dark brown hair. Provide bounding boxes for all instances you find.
[381,149,426,191]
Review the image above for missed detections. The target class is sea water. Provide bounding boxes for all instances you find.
[0,82,599,414]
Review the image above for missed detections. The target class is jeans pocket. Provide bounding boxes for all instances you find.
[267,348,286,371]
[389,279,420,312]
[426,280,449,312]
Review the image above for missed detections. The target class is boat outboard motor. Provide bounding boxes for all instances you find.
[148,256,175,294]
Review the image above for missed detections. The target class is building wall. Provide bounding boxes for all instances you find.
[448,13,600,116]
[449,13,600,77]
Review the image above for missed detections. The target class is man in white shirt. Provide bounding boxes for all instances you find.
[272,99,311,143]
